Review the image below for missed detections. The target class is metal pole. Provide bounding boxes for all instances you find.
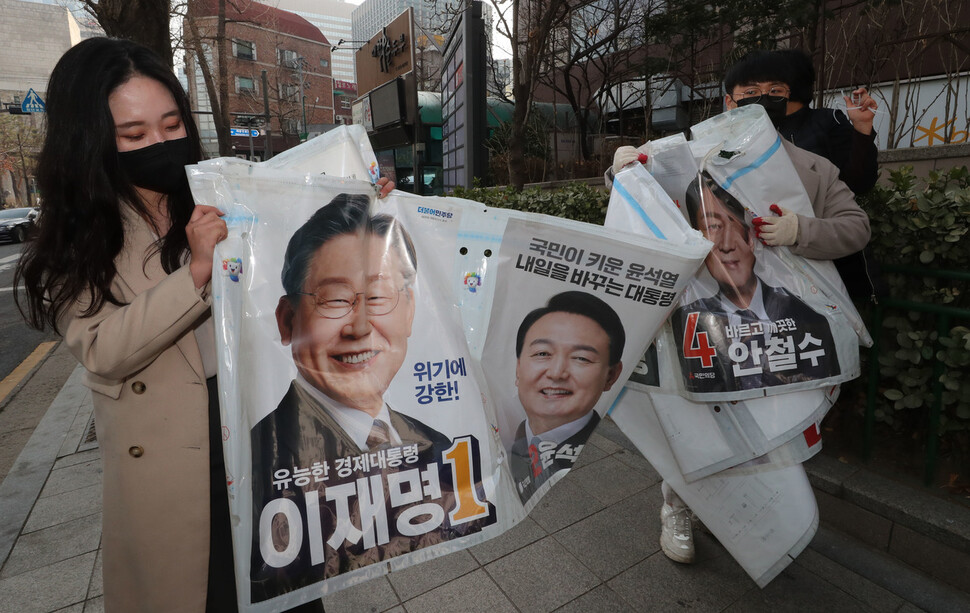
[248,129,254,160]
[262,70,273,159]
[413,85,423,196]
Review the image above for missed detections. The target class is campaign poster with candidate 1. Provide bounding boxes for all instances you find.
[188,135,711,611]
[191,171,500,611]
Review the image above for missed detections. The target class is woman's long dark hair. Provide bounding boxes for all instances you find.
[16,37,204,332]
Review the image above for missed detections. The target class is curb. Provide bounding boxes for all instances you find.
[0,340,59,412]
[805,453,970,594]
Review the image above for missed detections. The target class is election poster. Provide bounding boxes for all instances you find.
[479,217,705,508]
[188,129,710,611]
[604,105,869,586]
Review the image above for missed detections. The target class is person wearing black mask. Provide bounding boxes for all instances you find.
[609,49,873,566]
[723,49,879,196]
[722,49,885,303]
[16,37,391,612]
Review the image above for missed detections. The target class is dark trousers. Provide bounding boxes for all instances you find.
[206,377,324,613]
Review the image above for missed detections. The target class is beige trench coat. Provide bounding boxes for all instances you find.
[60,204,215,612]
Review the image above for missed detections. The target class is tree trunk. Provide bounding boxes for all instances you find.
[508,4,527,190]
[16,138,32,207]
[509,73,529,189]
[215,0,231,156]
[185,0,233,157]
[85,0,174,68]
[8,170,24,207]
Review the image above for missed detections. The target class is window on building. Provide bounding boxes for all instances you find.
[235,76,257,95]
[233,39,256,61]
[278,48,300,69]
[279,82,300,101]
[320,59,329,68]
[283,118,300,134]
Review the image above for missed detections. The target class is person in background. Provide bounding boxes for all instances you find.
[724,49,879,196]
[610,64,871,563]
[723,49,885,301]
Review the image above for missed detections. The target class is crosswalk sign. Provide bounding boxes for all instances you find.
[22,89,46,113]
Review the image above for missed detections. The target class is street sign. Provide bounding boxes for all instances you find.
[21,89,45,113]
[230,127,260,137]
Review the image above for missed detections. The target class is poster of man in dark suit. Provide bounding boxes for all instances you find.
[670,174,840,395]
[508,291,625,504]
[250,194,492,601]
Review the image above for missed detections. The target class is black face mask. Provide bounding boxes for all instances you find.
[736,95,789,125]
[118,136,193,194]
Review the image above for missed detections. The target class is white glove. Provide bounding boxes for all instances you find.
[754,204,799,246]
[612,146,645,175]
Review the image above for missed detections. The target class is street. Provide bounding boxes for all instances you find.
[0,241,58,382]
[0,243,57,380]
[0,239,67,485]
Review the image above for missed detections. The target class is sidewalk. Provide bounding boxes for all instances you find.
[1,359,969,613]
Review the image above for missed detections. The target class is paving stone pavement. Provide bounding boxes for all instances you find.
[1,364,968,612]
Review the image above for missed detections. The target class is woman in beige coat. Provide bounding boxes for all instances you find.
[15,37,234,612]
[19,39,392,611]
[16,38,336,612]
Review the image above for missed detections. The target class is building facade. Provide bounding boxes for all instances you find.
[352,0,444,49]
[0,0,86,206]
[0,0,81,103]
[274,0,357,124]
[185,0,335,159]
[274,0,356,82]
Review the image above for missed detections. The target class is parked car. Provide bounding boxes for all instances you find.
[0,207,39,243]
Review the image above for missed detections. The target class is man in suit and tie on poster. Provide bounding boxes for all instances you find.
[508,291,625,504]
[670,173,841,395]
[250,193,492,602]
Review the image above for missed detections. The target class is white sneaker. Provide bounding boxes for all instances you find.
[660,503,695,564]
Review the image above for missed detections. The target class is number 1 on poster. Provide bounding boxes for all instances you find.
[443,436,490,524]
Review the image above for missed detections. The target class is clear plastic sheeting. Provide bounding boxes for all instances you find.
[610,391,819,588]
[260,124,381,181]
[188,127,711,611]
[691,106,871,347]
[606,163,698,242]
[604,106,869,587]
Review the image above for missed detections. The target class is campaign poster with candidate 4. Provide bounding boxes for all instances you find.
[664,167,860,402]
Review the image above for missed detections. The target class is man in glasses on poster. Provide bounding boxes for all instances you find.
[249,194,492,601]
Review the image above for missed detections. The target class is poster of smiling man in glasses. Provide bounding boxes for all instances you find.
[248,193,495,603]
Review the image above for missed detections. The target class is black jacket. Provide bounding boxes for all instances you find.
[775,107,886,301]
[775,106,878,196]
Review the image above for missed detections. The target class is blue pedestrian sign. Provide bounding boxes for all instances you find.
[21,89,45,113]
[230,127,260,137]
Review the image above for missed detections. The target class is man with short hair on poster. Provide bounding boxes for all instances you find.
[670,173,841,395]
[509,291,625,504]
[250,193,492,602]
